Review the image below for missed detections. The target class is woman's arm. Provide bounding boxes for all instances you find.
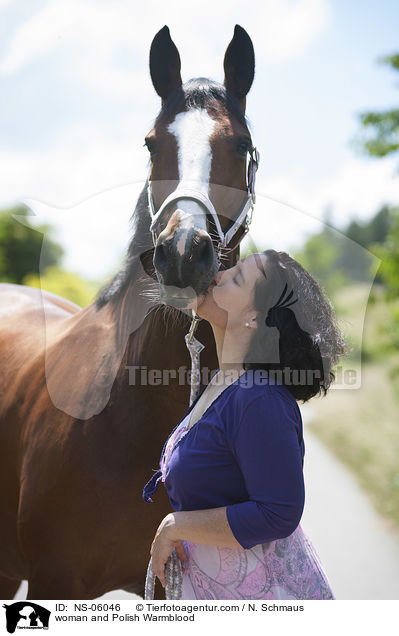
[168,507,241,546]
[150,507,240,587]
[224,392,305,549]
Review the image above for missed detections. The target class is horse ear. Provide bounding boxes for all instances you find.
[223,25,255,105]
[149,25,182,102]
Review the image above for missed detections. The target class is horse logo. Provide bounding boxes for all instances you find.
[2,602,50,633]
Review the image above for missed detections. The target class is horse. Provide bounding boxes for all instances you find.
[0,24,258,599]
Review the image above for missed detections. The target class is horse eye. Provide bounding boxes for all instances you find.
[144,138,156,156]
[236,141,250,156]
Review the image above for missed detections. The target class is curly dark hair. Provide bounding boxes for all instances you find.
[243,249,347,402]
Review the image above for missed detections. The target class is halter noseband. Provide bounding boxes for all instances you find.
[147,146,260,252]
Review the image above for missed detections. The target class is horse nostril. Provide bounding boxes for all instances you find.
[196,236,213,272]
[198,238,210,260]
[153,242,167,274]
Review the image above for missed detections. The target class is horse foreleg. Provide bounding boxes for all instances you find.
[26,557,89,600]
[0,574,22,599]
[27,578,86,600]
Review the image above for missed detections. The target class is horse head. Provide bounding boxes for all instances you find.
[146,24,258,310]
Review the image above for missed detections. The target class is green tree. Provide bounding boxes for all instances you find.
[294,227,348,295]
[341,206,393,284]
[345,206,391,247]
[371,209,399,358]
[355,54,399,163]
[293,208,390,295]
[354,52,399,367]
[374,208,399,297]
[0,204,64,284]
[23,266,99,308]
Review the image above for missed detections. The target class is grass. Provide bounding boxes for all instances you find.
[307,282,399,540]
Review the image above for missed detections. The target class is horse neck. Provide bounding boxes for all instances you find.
[44,184,239,420]
[106,269,218,408]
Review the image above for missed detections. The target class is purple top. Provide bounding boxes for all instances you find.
[143,369,305,550]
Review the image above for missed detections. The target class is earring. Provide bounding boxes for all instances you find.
[245,318,256,328]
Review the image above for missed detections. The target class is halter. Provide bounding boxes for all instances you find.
[147,145,260,253]
[148,144,260,407]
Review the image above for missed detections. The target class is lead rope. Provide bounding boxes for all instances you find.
[144,550,184,600]
[144,310,204,600]
[184,310,205,406]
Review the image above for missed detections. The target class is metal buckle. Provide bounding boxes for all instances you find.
[248,146,259,203]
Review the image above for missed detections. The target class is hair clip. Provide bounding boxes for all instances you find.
[266,283,298,328]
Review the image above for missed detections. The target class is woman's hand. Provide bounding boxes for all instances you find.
[150,513,188,588]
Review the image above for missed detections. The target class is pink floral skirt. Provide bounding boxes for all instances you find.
[180,525,335,599]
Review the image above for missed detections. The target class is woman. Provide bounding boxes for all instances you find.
[143,249,346,600]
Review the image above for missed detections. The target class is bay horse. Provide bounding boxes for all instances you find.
[0,24,257,599]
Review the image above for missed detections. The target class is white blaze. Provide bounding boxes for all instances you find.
[168,108,215,252]
[168,108,215,190]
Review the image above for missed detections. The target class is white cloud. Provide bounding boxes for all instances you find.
[257,156,398,239]
[22,184,145,280]
[251,0,331,62]
[0,124,149,210]
[0,123,150,279]
[311,158,399,224]
[1,0,331,80]
[0,2,74,74]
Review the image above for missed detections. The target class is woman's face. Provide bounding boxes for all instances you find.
[196,253,269,329]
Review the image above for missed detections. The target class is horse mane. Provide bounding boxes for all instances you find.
[95,179,189,349]
[95,182,153,310]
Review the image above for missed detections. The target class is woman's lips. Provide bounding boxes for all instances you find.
[213,271,223,285]
[204,271,222,295]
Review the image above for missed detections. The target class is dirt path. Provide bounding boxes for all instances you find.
[301,406,399,600]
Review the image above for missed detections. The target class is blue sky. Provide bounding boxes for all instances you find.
[0,0,398,279]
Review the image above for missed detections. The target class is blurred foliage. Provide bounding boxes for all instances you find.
[0,204,101,307]
[0,204,64,284]
[370,208,399,367]
[352,49,399,380]
[354,54,399,163]
[294,227,348,294]
[292,206,399,376]
[346,205,392,251]
[373,208,399,297]
[22,266,99,308]
[293,205,393,296]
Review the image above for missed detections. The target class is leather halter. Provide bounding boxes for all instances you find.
[147,146,260,252]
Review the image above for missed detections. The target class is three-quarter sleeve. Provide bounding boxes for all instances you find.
[226,389,305,549]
